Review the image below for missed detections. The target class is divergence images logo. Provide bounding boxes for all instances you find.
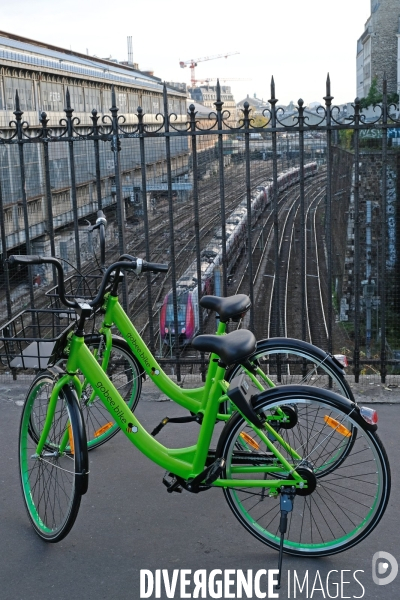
[372,551,398,586]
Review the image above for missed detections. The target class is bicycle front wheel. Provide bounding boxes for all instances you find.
[54,336,143,450]
[79,336,143,450]
[19,372,88,542]
[219,386,390,557]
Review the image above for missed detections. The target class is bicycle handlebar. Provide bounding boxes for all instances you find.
[120,254,169,274]
[7,254,169,310]
[96,209,107,226]
[86,210,107,269]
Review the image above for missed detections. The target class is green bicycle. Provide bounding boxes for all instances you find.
[12,253,390,579]
[41,211,356,452]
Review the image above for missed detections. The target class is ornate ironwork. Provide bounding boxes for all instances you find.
[0,75,399,382]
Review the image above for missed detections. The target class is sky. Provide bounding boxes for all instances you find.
[1,0,371,106]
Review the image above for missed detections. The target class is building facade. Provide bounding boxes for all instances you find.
[0,30,188,257]
[356,0,400,98]
[236,94,269,115]
[189,85,237,126]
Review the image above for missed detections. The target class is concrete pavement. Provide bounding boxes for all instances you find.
[0,377,399,599]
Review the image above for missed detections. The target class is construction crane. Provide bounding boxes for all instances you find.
[179,52,239,86]
[196,77,251,85]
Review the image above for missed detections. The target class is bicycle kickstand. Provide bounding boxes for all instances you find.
[276,486,296,590]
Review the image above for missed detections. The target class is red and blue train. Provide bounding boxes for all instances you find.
[160,162,318,346]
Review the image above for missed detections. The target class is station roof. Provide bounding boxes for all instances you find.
[186,99,213,118]
[237,95,268,109]
[0,30,184,95]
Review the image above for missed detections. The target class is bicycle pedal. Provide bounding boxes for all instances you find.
[162,473,183,493]
[204,457,226,485]
[186,457,226,493]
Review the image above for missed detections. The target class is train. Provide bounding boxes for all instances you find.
[160,162,318,346]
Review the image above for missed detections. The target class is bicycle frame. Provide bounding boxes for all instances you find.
[90,293,277,419]
[37,296,306,491]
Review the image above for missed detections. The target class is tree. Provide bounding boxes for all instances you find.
[338,129,353,150]
[360,77,399,109]
[251,113,268,128]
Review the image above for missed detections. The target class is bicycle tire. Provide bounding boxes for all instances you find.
[54,335,143,450]
[225,338,356,474]
[79,336,143,450]
[19,371,88,542]
[218,386,390,557]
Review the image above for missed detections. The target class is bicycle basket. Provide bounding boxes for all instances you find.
[0,308,77,370]
[45,273,104,309]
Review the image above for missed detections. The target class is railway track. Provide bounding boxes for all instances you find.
[2,159,331,366]
[305,194,329,348]
[230,171,328,342]
[261,172,328,345]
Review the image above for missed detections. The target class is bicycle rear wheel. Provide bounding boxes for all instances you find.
[226,339,356,474]
[19,371,88,542]
[226,338,354,399]
[219,387,390,557]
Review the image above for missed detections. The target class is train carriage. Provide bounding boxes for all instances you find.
[160,162,317,347]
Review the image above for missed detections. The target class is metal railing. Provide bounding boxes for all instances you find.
[0,76,399,383]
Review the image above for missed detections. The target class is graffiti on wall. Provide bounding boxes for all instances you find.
[385,166,396,269]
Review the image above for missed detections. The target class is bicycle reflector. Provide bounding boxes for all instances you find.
[94,422,113,437]
[360,406,378,425]
[239,431,260,450]
[68,425,75,454]
[334,354,349,368]
[324,415,352,437]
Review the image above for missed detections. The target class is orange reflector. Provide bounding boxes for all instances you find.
[68,425,75,454]
[94,422,113,438]
[324,416,351,437]
[240,432,261,450]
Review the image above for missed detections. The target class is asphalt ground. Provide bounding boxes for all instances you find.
[0,379,399,600]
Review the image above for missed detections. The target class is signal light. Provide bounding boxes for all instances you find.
[360,406,378,425]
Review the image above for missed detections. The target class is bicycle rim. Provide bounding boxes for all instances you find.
[221,392,390,556]
[19,374,86,542]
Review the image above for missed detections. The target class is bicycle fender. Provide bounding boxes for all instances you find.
[254,338,346,376]
[63,385,89,495]
[85,334,146,380]
[48,374,89,495]
[250,385,377,432]
[225,337,353,400]
[107,335,147,379]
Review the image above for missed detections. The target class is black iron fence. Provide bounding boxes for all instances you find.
[0,76,400,382]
